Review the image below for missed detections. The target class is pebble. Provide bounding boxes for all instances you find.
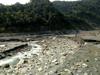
[84,72,88,75]
[52,59,57,63]
[0,36,98,75]
[0,45,6,47]
[82,63,88,68]
[38,67,42,71]
[94,58,98,61]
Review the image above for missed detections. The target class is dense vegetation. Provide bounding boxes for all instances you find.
[0,0,69,32]
[0,0,99,32]
[53,0,100,30]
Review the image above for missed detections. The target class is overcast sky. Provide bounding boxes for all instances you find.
[0,0,79,5]
[0,0,30,5]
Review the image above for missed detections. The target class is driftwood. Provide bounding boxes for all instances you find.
[0,43,28,59]
[83,39,100,43]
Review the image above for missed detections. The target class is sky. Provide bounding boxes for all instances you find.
[0,0,30,5]
[0,0,79,5]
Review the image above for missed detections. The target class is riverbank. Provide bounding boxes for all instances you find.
[0,32,100,75]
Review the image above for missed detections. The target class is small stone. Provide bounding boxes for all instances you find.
[4,64,10,68]
[52,37,56,40]
[26,38,31,41]
[62,53,68,56]
[86,59,89,62]
[33,46,38,48]
[64,69,73,74]
[23,60,28,64]
[64,69,70,72]
[95,58,98,61]
[84,72,88,75]
[41,40,45,43]
[0,45,6,47]
[55,62,59,65]
[38,67,42,71]
[49,71,54,74]
[82,63,88,68]
[52,59,57,63]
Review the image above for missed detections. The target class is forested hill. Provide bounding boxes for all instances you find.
[53,0,100,30]
[0,0,99,33]
[0,0,69,32]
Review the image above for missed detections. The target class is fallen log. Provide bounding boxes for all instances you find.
[0,43,28,59]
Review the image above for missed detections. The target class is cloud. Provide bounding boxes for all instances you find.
[0,0,79,5]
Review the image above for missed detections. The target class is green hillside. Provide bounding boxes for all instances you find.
[0,0,99,33]
[0,0,69,32]
[53,0,100,30]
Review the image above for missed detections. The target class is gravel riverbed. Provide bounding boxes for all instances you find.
[0,35,99,75]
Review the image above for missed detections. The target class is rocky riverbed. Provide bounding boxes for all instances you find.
[0,34,99,75]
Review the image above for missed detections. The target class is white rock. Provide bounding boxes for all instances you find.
[0,45,6,47]
[84,72,88,75]
[52,59,57,63]
[82,63,88,68]
[38,67,42,71]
